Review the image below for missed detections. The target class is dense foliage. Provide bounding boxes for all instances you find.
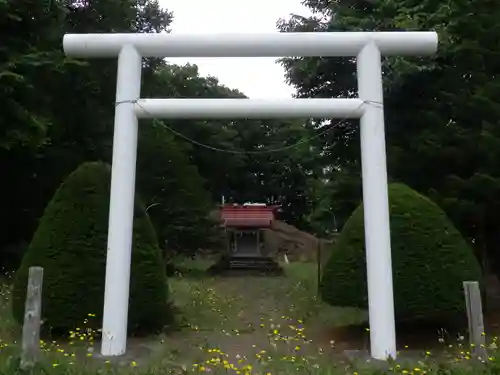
[0,0,319,270]
[136,118,216,254]
[11,162,170,335]
[2,0,500,294]
[278,0,500,276]
[320,183,482,321]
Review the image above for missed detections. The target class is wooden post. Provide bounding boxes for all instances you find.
[21,267,44,369]
[317,240,322,296]
[463,281,487,359]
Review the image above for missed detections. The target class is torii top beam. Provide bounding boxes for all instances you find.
[63,32,438,58]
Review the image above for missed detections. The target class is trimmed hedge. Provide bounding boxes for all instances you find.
[12,162,170,335]
[320,183,482,321]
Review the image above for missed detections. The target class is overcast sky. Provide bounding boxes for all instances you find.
[158,0,312,98]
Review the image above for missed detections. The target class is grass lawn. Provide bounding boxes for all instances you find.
[0,260,498,374]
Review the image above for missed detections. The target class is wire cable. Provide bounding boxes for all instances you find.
[115,99,383,155]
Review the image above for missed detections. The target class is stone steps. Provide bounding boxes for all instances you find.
[208,256,283,276]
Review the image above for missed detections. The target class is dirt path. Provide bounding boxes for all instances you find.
[90,274,335,368]
[167,276,317,361]
[79,270,367,370]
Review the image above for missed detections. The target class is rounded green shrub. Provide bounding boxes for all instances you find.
[320,183,482,321]
[12,161,170,335]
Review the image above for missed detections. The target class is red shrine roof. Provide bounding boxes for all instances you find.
[220,203,280,228]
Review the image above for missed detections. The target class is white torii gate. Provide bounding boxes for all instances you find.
[63,31,438,360]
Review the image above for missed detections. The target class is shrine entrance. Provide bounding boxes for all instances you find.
[230,230,261,257]
[220,203,279,257]
[63,30,438,359]
[211,203,282,274]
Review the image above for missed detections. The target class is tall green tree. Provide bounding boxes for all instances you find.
[279,0,500,271]
[136,118,215,254]
[0,0,173,265]
[1,0,327,271]
[0,0,65,149]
